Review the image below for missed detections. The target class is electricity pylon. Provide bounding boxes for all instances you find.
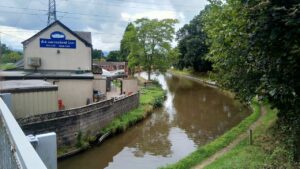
[47,0,57,25]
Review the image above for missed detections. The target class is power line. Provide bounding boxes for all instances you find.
[13,0,33,28]
[0,4,184,19]
[0,9,130,23]
[0,5,122,19]
[57,0,201,11]
[0,29,123,36]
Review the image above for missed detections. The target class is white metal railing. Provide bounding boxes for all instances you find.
[0,98,47,169]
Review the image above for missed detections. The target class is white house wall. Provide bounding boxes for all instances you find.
[12,91,58,119]
[47,79,93,109]
[24,23,91,71]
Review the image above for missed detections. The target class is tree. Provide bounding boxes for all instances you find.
[120,23,136,62]
[130,18,178,80]
[1,52,22,63]
[120,23,141,75]
[176,7,212,72]
[203,0,300,157]
[92,49,104,59]
[106,50,121,62]
[0,44,10,55]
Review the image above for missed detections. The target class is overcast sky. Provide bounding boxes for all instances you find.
[0,0,208,52]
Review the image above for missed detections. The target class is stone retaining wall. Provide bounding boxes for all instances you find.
[18,93,139,147]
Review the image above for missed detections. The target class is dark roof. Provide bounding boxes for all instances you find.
[22,20,92,47]
[0,70,94,80]
[0,80,58,93]
[74,31,92,44]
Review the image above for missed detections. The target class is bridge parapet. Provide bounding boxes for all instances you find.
[0,98,47,169]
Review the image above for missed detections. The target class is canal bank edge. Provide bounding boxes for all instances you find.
[58,81,166,158]
[160,100,261,169]
[160,70,261,169]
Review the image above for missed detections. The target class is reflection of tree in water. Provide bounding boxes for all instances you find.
[166,75,195,93]
[165,75,250,146]
[130,111,172,157]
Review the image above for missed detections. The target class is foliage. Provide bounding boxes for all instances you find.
[176,7,212,72]
[160,101,260,169]
[106,50,122,61]
[128,18,178,80]
[100,85,165,135]
[120,23,136,62]
[0,63,17,70]
[75,131,90,149]
[92,49,104,59]
[203,0,300,157]
[0,51,22,64]
[0,44,11,54]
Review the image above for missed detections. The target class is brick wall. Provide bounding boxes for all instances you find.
[18,93,139,147]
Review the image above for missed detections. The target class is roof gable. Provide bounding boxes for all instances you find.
[22,20,92,48]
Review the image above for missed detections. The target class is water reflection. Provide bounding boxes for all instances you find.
[58,73,250,169]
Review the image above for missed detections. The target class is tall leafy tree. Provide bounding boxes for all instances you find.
[92,49,104,59]
[120,23,136,62]
[204,0,300,157]
[130,18,178,80]
[106,50,121,62]
[176,7,212,72]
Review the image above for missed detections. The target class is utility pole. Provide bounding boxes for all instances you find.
[47,0,57,25]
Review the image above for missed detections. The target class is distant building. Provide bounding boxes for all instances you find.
[1,20,107,111]
[95,61,128,74]
[23,20,92,71]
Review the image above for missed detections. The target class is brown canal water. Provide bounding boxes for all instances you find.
[58,73,250,169]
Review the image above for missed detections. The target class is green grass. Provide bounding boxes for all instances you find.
[169,68,212,81]
[100,85,165,135]
[112,80,121,88]
[0,63,16,70]
[160,101,261,169]
[205,105,298,169]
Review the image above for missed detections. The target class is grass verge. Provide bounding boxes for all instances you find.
[205,104,299,169]
[100,84,165,135]
[168,68,212,81]
[0,63,16,70]
[160,101,261,169]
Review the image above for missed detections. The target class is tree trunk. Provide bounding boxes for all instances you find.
[147,68,151,81]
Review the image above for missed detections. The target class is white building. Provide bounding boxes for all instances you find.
[22,20,92,71]
[1,20,107,111]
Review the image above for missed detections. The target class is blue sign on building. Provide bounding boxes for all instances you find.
[40,31,76,49]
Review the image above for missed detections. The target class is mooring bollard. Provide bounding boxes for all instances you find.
[249,129,253,145]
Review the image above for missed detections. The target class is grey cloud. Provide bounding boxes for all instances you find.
[0,0,208,51]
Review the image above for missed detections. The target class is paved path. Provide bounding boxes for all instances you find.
[193,106,266,169]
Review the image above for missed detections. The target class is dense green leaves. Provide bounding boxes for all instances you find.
[124,18,178,80]
[0,44,22,64]
[106,50,122,62]
[203,0,300,157]
[176,7,212,72]
[120,23,136,62]
[92,49,104,59]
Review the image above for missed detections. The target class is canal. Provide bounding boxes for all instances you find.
[58,73,250,169]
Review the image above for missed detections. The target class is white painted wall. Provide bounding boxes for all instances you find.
[11,91,58,119]
[23,23,92,71]
[122,79,139,95]
[48,79,93,109]
[93,75,106,94]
